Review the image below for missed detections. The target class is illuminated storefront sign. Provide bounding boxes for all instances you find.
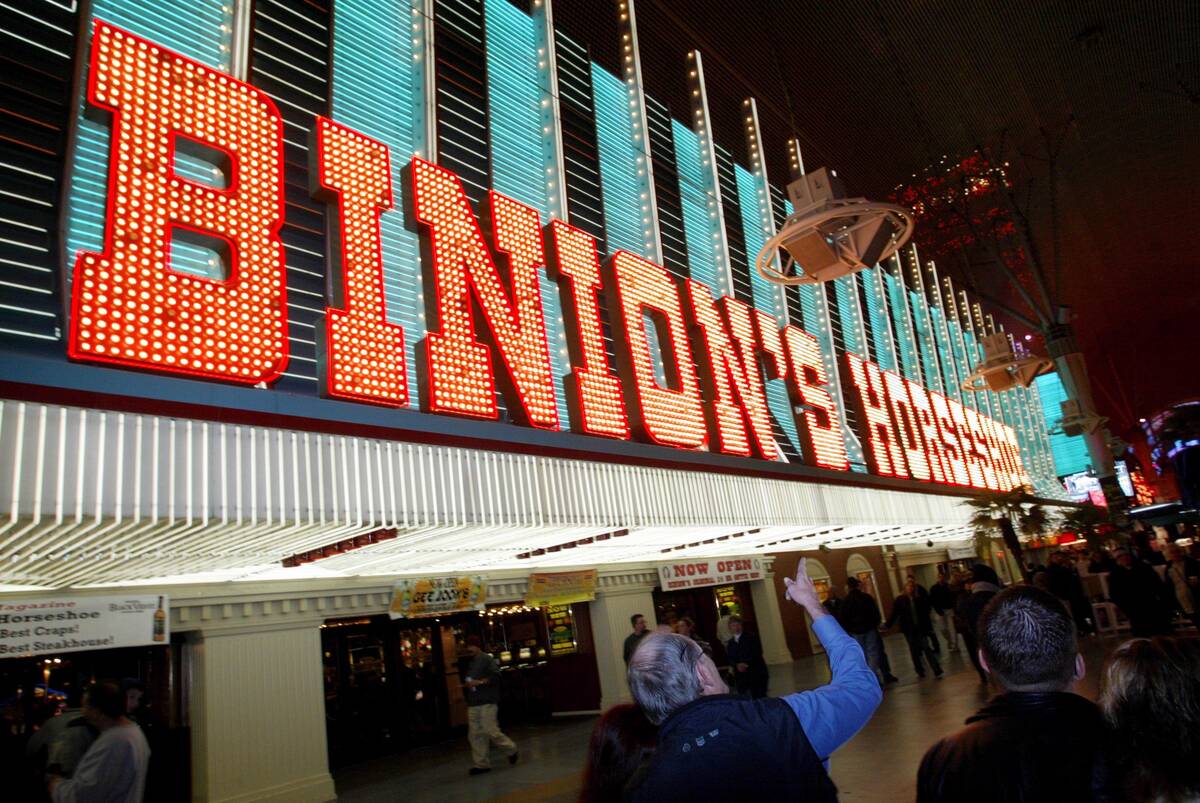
[63,21,1029,494]
[658,558,765,591]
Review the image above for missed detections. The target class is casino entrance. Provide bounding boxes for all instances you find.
[320,602,601,769]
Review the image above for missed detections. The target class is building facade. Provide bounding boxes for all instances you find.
[0,0,1071,800]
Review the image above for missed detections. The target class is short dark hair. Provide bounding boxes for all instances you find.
[978,586,1077,691]
[83,679,125,719]
[630,613,644,627]
[846,577,861,589]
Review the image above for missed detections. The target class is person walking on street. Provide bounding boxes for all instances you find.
[1164,543,1200,630]
[463,635,518,775]
[929,571,959,652]
[625,559,881,801]
[724,615,769,698]
[46,680,150,803]
[1108,548,1174,637]
[838,577,886,685]
[917,586,1116,802]
[955,564,1001,685]
[884,577,943,678]
[624,614,649,665]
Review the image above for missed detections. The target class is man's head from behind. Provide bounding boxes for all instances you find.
[82,679,126,729]
[846,576,861,593]
[628,633,727,725]
[978,586,1083,692]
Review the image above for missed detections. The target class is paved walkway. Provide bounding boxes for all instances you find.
[333,632,1124,802]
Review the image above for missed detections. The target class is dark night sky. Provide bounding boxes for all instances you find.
[554,0,1200,433]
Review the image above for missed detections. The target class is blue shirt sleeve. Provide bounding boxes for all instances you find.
[781,614,882,763]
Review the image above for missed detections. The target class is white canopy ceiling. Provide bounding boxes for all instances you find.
[0,399,991,589]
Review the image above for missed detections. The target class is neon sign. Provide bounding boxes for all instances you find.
[67,21,1030,493]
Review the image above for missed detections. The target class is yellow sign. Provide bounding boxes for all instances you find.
[388,576,486,619]
[525,569,597,608]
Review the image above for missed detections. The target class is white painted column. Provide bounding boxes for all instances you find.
[750,572,794,665]
[590,584,658,711]
[189,623,335,803]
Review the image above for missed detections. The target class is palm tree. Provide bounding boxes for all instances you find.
[1058,503,1112,549]
[965,489,1048,582]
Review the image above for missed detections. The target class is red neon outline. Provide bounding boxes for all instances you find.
[67,20,289,385]
[947,398,986,488]
[545,219,629,439]
[905,379,949,484]
[929,391,971,486]
[684,282,776,458]
[410,157,559,430]
[842,352,908,478]
[313,116,408,408]
[883,369,931,482]
[603,251,706,449]
[781,325,849,471]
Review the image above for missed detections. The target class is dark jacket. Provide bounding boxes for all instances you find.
[929,581,956,615]
[1109,561,1173,636]
[838,588,882,635]
[954,583,999,639]
[724,631,767,690]
[917,692,1116,803]
[624,630,648,664]
[885,592,932,636]
[629,695,836,803]
[465,651,501,706]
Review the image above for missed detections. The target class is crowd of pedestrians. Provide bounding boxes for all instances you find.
[587,544,1200,802]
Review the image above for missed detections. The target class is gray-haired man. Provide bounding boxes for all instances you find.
[626,559,881,801]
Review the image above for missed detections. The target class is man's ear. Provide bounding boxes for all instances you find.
[695,656,726,695]
[1074,653,1085,684]
[978,650,990,675]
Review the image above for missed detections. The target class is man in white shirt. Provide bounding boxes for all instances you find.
[48,679,150,803]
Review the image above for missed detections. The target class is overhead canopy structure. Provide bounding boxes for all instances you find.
[0,401,989,590]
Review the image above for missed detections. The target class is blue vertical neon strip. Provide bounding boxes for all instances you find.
[65,2,233,283]
[1035,373,1090,476]
[592,66,649,258]
[930,306,962,400]
[735,165,798,455]
[884,272,919,381]
[331,0,424,407]
[863,269,896,371]
[947,320,978,410]
[909,290,943,392]
[485,0,570,429]
[834,276,864,355]
[673,121,721,289]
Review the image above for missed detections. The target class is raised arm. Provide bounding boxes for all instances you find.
[781,559,883,762]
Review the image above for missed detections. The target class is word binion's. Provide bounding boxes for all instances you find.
[68,21,1028,492]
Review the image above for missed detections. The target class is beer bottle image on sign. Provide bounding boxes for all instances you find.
[153,596,166,642]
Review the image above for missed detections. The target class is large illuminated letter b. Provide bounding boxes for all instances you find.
[68,21,288,383]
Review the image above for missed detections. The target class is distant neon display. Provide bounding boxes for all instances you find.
[66,21,1029,492]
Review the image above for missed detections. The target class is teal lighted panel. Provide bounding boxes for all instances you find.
[909,290,944,392]
[863,269,897,372]
[884,272,921,382]
[735,165,785,322]
[65,1,234,284]
[834,276,865,355]
[331,0,426,407]
[592,65,650,258]
[929,306,964,402]
[1035,373,1089,477]
[735,165,799,456]
[672,120,723,290]
[485,0,571,428]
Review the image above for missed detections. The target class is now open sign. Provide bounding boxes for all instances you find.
[658,558,764,591]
